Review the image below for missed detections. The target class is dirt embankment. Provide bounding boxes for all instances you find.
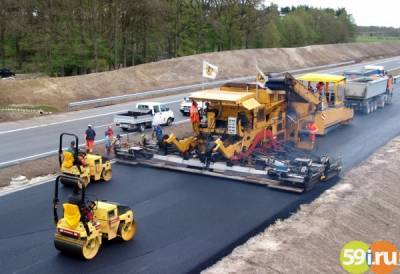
[0,123,192,187]
[203,137,400,274]
[1,42,400,112]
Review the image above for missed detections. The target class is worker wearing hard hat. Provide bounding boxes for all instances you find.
[104,126,114,157]
[85,124,96,153]
[190,101,200,135]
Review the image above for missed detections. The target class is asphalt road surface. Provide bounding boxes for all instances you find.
[1,57,400,273]
[0,163,340,274]
[1,55,400,167]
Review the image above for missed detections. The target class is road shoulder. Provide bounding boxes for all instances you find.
[203,136,400,273]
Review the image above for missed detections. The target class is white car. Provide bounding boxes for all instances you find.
[180,97,205,116]
[114,102,175,132]
[136,102,175,126]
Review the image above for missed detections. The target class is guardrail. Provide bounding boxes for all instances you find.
[68,60,355,109]
[68,76,252,109]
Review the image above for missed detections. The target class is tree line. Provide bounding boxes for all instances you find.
[0,1,357,76]
[358,26,400,37]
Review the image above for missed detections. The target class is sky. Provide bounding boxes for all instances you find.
[266,0,399,28]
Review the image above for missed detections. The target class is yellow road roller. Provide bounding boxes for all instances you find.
[59,133,112,187]
[53,175,136,260]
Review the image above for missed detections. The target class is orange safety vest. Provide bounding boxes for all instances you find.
[190,105,200,123]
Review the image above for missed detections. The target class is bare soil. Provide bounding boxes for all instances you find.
[0,112,43,123]
[1,42,400,115]
[203,137,400,274]
[0,122,192,187]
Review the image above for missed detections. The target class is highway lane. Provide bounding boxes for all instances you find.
[1,56,400,167]
[2,86,400,273]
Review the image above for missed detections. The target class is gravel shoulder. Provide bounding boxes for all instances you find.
[203,136,400,274]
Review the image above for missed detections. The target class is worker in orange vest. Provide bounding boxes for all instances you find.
[307,121,318,144]
[190,101,200,135]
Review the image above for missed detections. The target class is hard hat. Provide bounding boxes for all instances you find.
[88,124,92,128]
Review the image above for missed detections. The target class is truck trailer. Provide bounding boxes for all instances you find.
[343,65,397,114]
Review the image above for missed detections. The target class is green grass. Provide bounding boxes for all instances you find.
[355,35,400,43]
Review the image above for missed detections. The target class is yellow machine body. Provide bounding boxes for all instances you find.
[166,73,354,155]
[60,151,112,186]
[297,73,354,135]
[55,201,136,260]
[166,83,287,159]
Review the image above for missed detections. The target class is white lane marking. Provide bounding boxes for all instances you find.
[0,119,190,168]
[94,123,113,129]
[0,99,185,136]
[0,176,56,197]
[0,150,58,166]
[0,109,129,135]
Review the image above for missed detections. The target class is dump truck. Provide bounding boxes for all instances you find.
[343,65,396,114]
[115,78,342,193]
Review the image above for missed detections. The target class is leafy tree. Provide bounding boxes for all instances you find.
[0,1,358,76]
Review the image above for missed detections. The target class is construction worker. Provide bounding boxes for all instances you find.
[190,101,200,135]
[66,140,76,156]
[307,121,318,144]
[104,126,114,157]
[62,141,76,169]
[316,81,324,93]
[153,124,163,143]
[105,126,114,139]
[104,134,112,157]
[85,124,96,153]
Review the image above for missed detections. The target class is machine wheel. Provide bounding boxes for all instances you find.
[138,123,145,132]
[166,118,173,126]
[363,103,371,115]
[370,102,375,112]
[118,220,136,241]
[81,237,101,260]
[387,94,393,105]
[381,96,386,108]
[101,169,112,182]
